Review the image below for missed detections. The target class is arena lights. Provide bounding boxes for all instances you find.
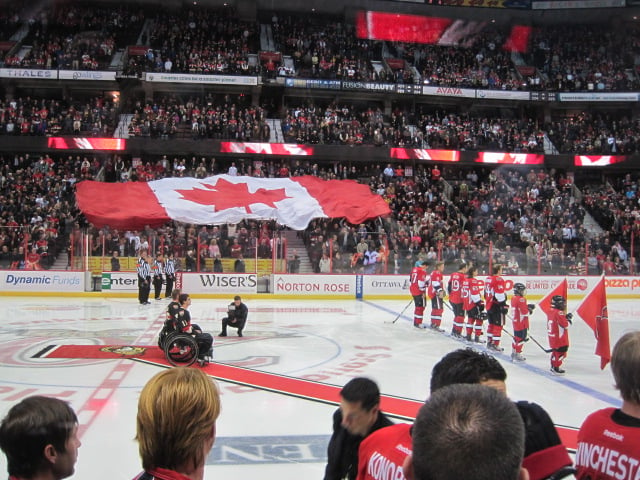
[47,137,126,151]
[220,142,314,155]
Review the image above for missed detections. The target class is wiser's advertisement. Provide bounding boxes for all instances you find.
[0,271,84,292]
[181,273,258,294]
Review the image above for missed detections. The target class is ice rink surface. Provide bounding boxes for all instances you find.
[0,295,635,480]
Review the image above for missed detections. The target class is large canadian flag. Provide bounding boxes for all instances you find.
[76,175,391,230]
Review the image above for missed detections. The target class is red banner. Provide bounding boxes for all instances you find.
[259,51,282,63]
[127,45,150,56]
[475,152,544,165]
[390,148,459,162]
[0,41,16,52]
[47,138,126,151]
[386,59,405,70]
[516,65,536,77]
[220,142,313,156]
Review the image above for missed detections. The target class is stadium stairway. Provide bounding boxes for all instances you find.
[114,114,134,138]
[282,230,314,273]
[50,251,69,270]
[582,211,605,238]
[269,118,282,142]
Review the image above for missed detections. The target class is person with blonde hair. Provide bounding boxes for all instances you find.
[133,367,221,480]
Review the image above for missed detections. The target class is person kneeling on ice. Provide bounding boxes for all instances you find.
[219,295,249,337]
[547,295,571,375]
[510,283,535,362]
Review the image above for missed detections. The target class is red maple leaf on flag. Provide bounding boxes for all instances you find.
[175,178,291,213]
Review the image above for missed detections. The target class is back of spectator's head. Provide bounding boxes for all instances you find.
[405,384,526,480]
[430,348,507,394]
[612,330,640,405]
[340,377,380,412]
[136,367,221,473]
[517,401,573,480]
[0,396,80,480]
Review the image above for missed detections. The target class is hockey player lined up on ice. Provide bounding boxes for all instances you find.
[448,261,468,338]
[428,261,445,332]
[510,283,535,363]
[547,295,571,375]
[462,265,485,343]
[409,261,430,328]
[484,264,508,352]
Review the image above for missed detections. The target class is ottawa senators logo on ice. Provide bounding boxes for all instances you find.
[100,346,146,356]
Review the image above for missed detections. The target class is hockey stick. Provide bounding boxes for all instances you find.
[527,334,553,353]
[505,312,553,353]
[389,300,414,324]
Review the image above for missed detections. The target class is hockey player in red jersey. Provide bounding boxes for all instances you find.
[575,331,640,480]
[484,264,508,351]
[428,261,445,332]
[547,295,571,374]
[462,265,485,343]
[448,262,468,338]
[409,261,429,328]
[510,283,535,362]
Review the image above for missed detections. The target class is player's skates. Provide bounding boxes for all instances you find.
[511,352,526,362]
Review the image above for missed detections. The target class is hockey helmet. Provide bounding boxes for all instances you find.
[513,283,526,296]
[551,295,566,310]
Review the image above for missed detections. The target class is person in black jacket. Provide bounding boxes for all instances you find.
[324,377,392,480]
[219,295,248,337]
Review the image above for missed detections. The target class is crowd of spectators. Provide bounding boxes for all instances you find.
[300,164,637,277]
[3,5,640,275]
[281,101,640,154]
[1,3,639,94]
[1,90,637,157]
[124,7,259,77]
[3,5,143,70]
[0,96,117,137]
[546,111,640,155]
[126,93,270,141]
[283,103,546,152]
[0,153,89,270]
[270,13,382,82]
[393,29,522,90]
[528,24,640,92]
[1,141,638,277]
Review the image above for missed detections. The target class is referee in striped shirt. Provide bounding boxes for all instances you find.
[137,250,151,305]
[164,252,176,298]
